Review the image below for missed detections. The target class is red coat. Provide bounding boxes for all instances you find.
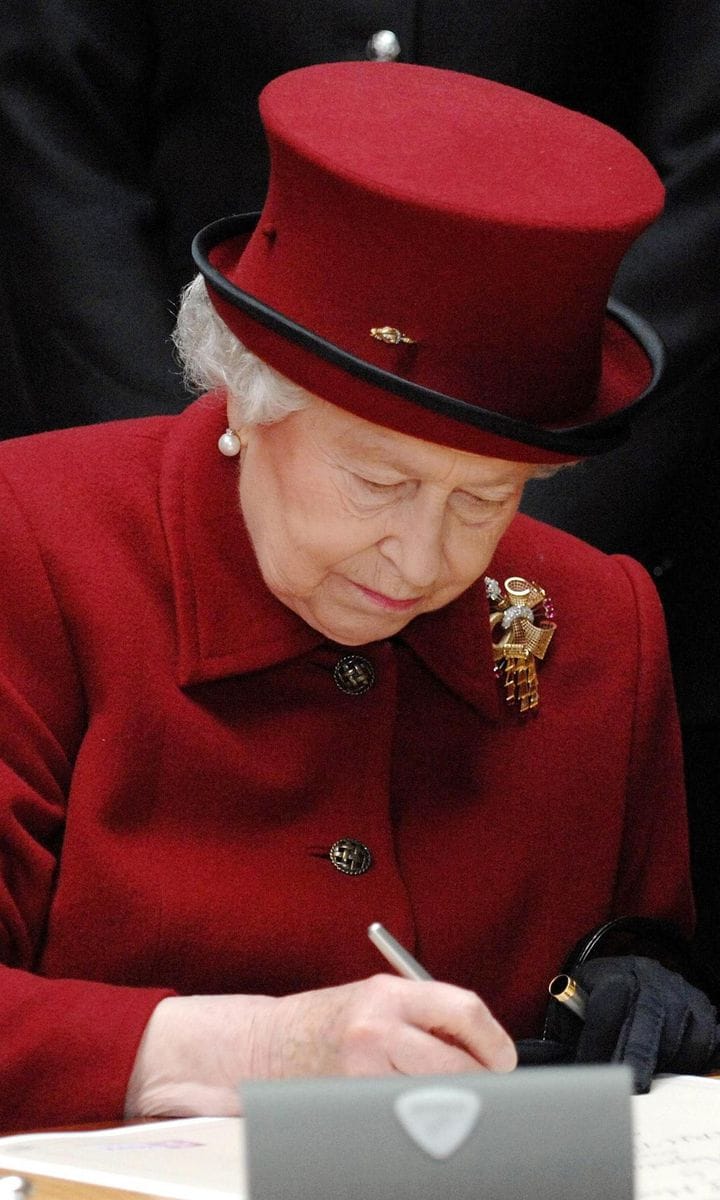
[0,395,692,1128]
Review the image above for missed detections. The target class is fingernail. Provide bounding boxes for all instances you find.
[494,1040,518,1072]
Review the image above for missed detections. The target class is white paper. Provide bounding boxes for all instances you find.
[0,1116,245,1199]
[632,1075,720,1198]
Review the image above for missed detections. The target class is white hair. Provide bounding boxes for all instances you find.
[172,274,311,425]
[173,274,569,477]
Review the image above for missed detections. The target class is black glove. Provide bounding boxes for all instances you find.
[563,956,719,1093]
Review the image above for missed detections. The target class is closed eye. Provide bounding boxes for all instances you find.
[451,490,517,522]
[351,473,411,496]
[361,478,404,492]
[458,491,508,507]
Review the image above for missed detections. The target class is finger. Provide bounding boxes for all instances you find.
[387,1023,497,1076]
[575,973,636,1064]
[664,1007,718,1075]
[395,980,517,1072]
[649,976,717,1073]
[612,984,665,1094]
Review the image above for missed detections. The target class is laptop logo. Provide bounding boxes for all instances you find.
[394,1087,482,1160]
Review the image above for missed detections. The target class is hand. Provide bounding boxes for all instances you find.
[571,956,719,1093]
[125,974,517,1118]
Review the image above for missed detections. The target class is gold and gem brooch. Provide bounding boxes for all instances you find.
[485,576,556,714]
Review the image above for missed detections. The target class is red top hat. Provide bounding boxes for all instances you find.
[193,62,664,463]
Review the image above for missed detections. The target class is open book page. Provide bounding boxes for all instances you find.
[632,1075,720,1198]
[0,1117,245,1200]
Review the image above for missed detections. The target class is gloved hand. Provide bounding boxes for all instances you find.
[554,956,719,1093]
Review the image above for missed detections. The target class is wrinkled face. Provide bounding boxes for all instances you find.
[234,396,536,646]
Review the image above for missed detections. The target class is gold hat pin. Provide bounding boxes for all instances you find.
[370,326,416,345]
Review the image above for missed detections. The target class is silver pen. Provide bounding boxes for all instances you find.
[367,921,433,981]
[370,922,589,1026]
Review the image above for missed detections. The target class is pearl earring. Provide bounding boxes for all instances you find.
[217,428,241,457]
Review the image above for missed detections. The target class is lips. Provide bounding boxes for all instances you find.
[352,582,422,611]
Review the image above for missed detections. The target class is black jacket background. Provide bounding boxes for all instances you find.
[2,0,719,970]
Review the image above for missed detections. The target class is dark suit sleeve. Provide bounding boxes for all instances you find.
[519,3,720,977]
[612,0,720,381]
[1,0,191,432]
[522,0,720,720]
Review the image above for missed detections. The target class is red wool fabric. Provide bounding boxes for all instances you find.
[0,397,692,1128]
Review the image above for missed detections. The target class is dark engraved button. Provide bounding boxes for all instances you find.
[329,838,373,876]
[333,654,375,695]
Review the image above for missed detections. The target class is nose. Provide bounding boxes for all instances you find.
[378,498,445,589]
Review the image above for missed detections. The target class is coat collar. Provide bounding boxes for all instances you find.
[160,396,502,720]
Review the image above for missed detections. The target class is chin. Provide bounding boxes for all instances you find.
[316,612,415,646]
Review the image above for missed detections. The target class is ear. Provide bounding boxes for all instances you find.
[225,394,240,431]
[224,397,251,448]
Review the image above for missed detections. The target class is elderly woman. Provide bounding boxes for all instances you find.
[0,62,716,1129]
